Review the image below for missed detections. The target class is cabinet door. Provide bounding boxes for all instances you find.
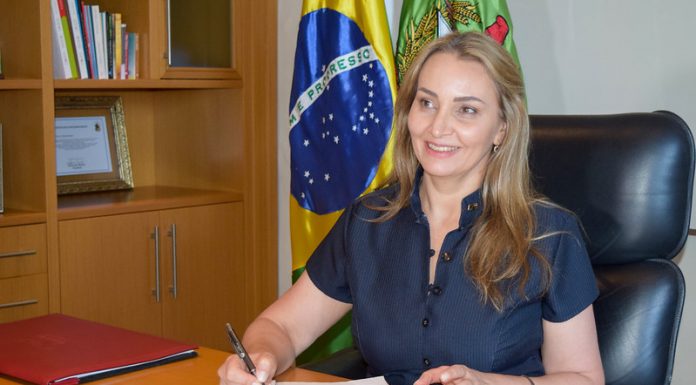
[0,224,48,322]
[159,203,246,350]
[59,211,162,335]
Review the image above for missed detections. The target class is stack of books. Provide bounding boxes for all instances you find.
[51,0,139,80]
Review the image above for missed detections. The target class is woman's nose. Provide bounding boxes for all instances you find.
[430,110,453,137]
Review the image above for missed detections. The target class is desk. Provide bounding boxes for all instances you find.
[0,347,345,385]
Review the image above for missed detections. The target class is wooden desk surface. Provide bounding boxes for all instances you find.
[0,347,345,385]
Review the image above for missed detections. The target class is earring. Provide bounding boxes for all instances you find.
[492,144,500,153]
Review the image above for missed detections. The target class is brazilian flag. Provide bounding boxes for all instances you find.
[288,0,397,364]
[396,0,521,84]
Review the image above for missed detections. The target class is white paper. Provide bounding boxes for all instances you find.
[278,376,388,385]
[55,116,113,176]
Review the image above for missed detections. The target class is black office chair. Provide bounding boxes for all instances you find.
[528,111,693,385]
[301,111,695,385]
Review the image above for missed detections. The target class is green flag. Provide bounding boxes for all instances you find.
[396,0,520,84]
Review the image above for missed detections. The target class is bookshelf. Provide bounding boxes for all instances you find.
[0,0,277,350]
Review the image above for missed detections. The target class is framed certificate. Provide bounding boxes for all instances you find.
[55,96,133,194]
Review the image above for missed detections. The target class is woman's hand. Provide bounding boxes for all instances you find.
[218,351,277,385]
[414,365,490,385]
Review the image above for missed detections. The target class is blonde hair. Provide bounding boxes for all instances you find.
[374,31,549,310]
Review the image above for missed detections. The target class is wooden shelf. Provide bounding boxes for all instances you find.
[57,185,243,220]
[0,79,42,90]
[0,209,46,227]
[54,79,242,90]
[0,0,277,335]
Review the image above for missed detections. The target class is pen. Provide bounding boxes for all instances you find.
[226,323,266,385]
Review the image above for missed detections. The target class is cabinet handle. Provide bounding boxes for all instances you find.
[0,299,39,309]
[0,250,37,259]
[151,226,161,303]
[168,224,178,299]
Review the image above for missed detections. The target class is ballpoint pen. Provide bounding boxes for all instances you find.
[226,323,266,385]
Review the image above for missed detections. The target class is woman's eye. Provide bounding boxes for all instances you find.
[419,98,433,108]
[459,106,477,115]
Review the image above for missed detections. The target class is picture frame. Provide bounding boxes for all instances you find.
[55,96,134,195]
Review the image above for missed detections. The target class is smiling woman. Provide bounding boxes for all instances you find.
[220,31,604,385]
[407,53,506,196]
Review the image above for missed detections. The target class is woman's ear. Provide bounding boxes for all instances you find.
[494,121,508,146]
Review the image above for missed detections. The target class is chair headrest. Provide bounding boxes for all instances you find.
[529,112,695,265]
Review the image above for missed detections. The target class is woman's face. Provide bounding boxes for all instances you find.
[408,52,506,189]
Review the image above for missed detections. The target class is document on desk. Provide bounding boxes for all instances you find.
[0,314,198,385]
[278,376,388,385]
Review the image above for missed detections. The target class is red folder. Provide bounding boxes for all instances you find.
[0,314,198,385]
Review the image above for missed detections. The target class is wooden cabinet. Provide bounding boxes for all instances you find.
[59,202,248,350]
[0,0,277,346]
[0,224,48,322]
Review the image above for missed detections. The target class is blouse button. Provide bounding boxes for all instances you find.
[442,252,452,262]
[423,358,431,367]
[431,286,442,295]
[428,249,435,257]
[422,318,430,327]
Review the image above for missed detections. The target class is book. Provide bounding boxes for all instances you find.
[120,23,128,79]
[127,32,138,79]
[0,314,198,385]
[57,0,79,79]
[91,5,107,79]
[106,12,114,79]
[65,0,88,79]
[101,11,109,79]
[114,13,122,80]
[80,2,96,78]
[50,0,72,79]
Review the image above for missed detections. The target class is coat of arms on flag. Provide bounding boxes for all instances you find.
[396,0,519,83]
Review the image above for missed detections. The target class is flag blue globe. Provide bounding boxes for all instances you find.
[289,8,393,215]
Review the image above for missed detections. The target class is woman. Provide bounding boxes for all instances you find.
[219,31,604,385]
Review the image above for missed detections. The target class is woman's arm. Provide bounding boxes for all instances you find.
[535,304,604,385]
[414,305,604,385]
[218,272,352,385]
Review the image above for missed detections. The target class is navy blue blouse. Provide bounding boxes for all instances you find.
[306,180,598,385]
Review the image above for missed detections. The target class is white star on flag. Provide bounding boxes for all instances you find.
[304,170,310,177]
[324,173,330,181]
[334,136,340,144]
[304,139,309,146]
[362,74,368,82]
[363,128,369,135]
